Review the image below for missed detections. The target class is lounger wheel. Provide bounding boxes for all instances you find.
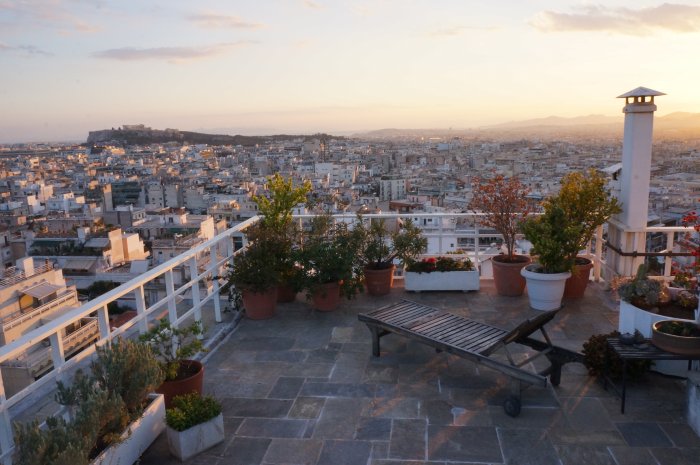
[503,396,521,417]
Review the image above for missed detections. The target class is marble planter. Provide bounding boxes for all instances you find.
[91,393,165,465]
[404,270,480,292]
[167,413,225,461]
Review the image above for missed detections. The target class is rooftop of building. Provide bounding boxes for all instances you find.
[136,280,697,465]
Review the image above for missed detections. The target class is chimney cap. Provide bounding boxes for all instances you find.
[617,87,666,98]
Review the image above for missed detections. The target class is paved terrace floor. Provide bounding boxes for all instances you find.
[140,281,699,465]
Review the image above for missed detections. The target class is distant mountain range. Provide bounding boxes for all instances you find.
[87,126,341,146]
[355,112,700,140]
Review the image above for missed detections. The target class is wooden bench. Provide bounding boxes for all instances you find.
[358,300,582,416]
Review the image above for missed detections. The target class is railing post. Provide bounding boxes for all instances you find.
[0,370,13,464]
[164,270,178,324]
[664,231,674,278]
[97,304,111,339]
[134,285,148,334]
[594,225,604,282]
[49,331,66,382]
[188,257,202,325]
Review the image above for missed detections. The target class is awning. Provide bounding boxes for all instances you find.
[61,258,97,271]
[22,281,62,299]
[84,238,110,248]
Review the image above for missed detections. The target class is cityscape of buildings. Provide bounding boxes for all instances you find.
[0,121,698,397]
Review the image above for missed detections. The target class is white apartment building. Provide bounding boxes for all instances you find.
[379,176,407,201]
[0,258,97,397]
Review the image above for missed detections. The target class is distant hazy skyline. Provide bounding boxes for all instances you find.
[2,1,700,142]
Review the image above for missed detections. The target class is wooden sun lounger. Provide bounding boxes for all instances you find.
[358,300,582,417]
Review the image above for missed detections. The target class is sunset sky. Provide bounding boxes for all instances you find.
[1,0,700,142]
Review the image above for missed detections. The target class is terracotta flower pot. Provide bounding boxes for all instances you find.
[242,288,277,319]
[564,257,594,299]
[276,284,297,303]
[364,265,395,296]
[492,255,530,296]
[157,360,204,408]
[312,281,341,312]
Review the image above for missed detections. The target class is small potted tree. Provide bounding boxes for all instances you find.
[165,393,224,461]
[546,169,622,298]
[297,213,364,311]
[356,217,427,295]
[521,205,579,310]
[251,174,311,302]
[140,319,206,408]
[225,228,283,319]
[469,174,532,296]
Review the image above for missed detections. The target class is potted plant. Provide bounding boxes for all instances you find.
[651,320,700,355]
[165,393,224,461]
[546,170,622,298]
[355,217,427,295]
[469,174,532,296]
[251,174,311,302]
[297,213,364,311]
[225,230,283,319]
[140,319,206,408]
[13,338,165,465]
[520,205,579,310]
[404,255,479,292]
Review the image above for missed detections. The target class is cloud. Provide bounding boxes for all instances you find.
[0,0,101,34]
[532,3,700,35]
[188,12,264,29]
[92,41,256,63]
[303,0,323,9]
[0,42,52,57]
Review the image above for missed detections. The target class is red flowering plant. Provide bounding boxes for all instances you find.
[680,207,700,281]
[405,256,475,273]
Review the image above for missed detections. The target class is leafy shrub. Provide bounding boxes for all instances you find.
[140,319,205,381]
[582,331,651,380]
[166,393,222,432]
[14,338,164,464]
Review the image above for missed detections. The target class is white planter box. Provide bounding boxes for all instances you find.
[404,270,480,292]
[166,413,225,461]
[91,393,165,465]
[618,300,699,376]
[618,300,697,338]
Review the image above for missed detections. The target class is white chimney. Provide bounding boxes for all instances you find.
[16,257,34,276]
[615,86,665,228]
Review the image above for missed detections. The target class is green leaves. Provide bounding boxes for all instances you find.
[165,393,222,432]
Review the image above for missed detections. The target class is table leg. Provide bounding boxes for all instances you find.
[621,359,627,414]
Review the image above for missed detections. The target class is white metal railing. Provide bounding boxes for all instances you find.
[0,211,695,463]
[0,216,256,464]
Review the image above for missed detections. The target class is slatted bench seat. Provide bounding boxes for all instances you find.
[358,300,582,416]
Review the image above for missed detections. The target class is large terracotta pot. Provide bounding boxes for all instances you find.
[312,281,341,312]
[242,288,277,319]
[157,360,204,408]
[492,255,530,296]
[564,257,594,299]
[364,265,395,296]
[277,283,297,303]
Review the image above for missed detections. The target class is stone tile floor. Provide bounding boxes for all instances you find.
[140,281,700,465]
